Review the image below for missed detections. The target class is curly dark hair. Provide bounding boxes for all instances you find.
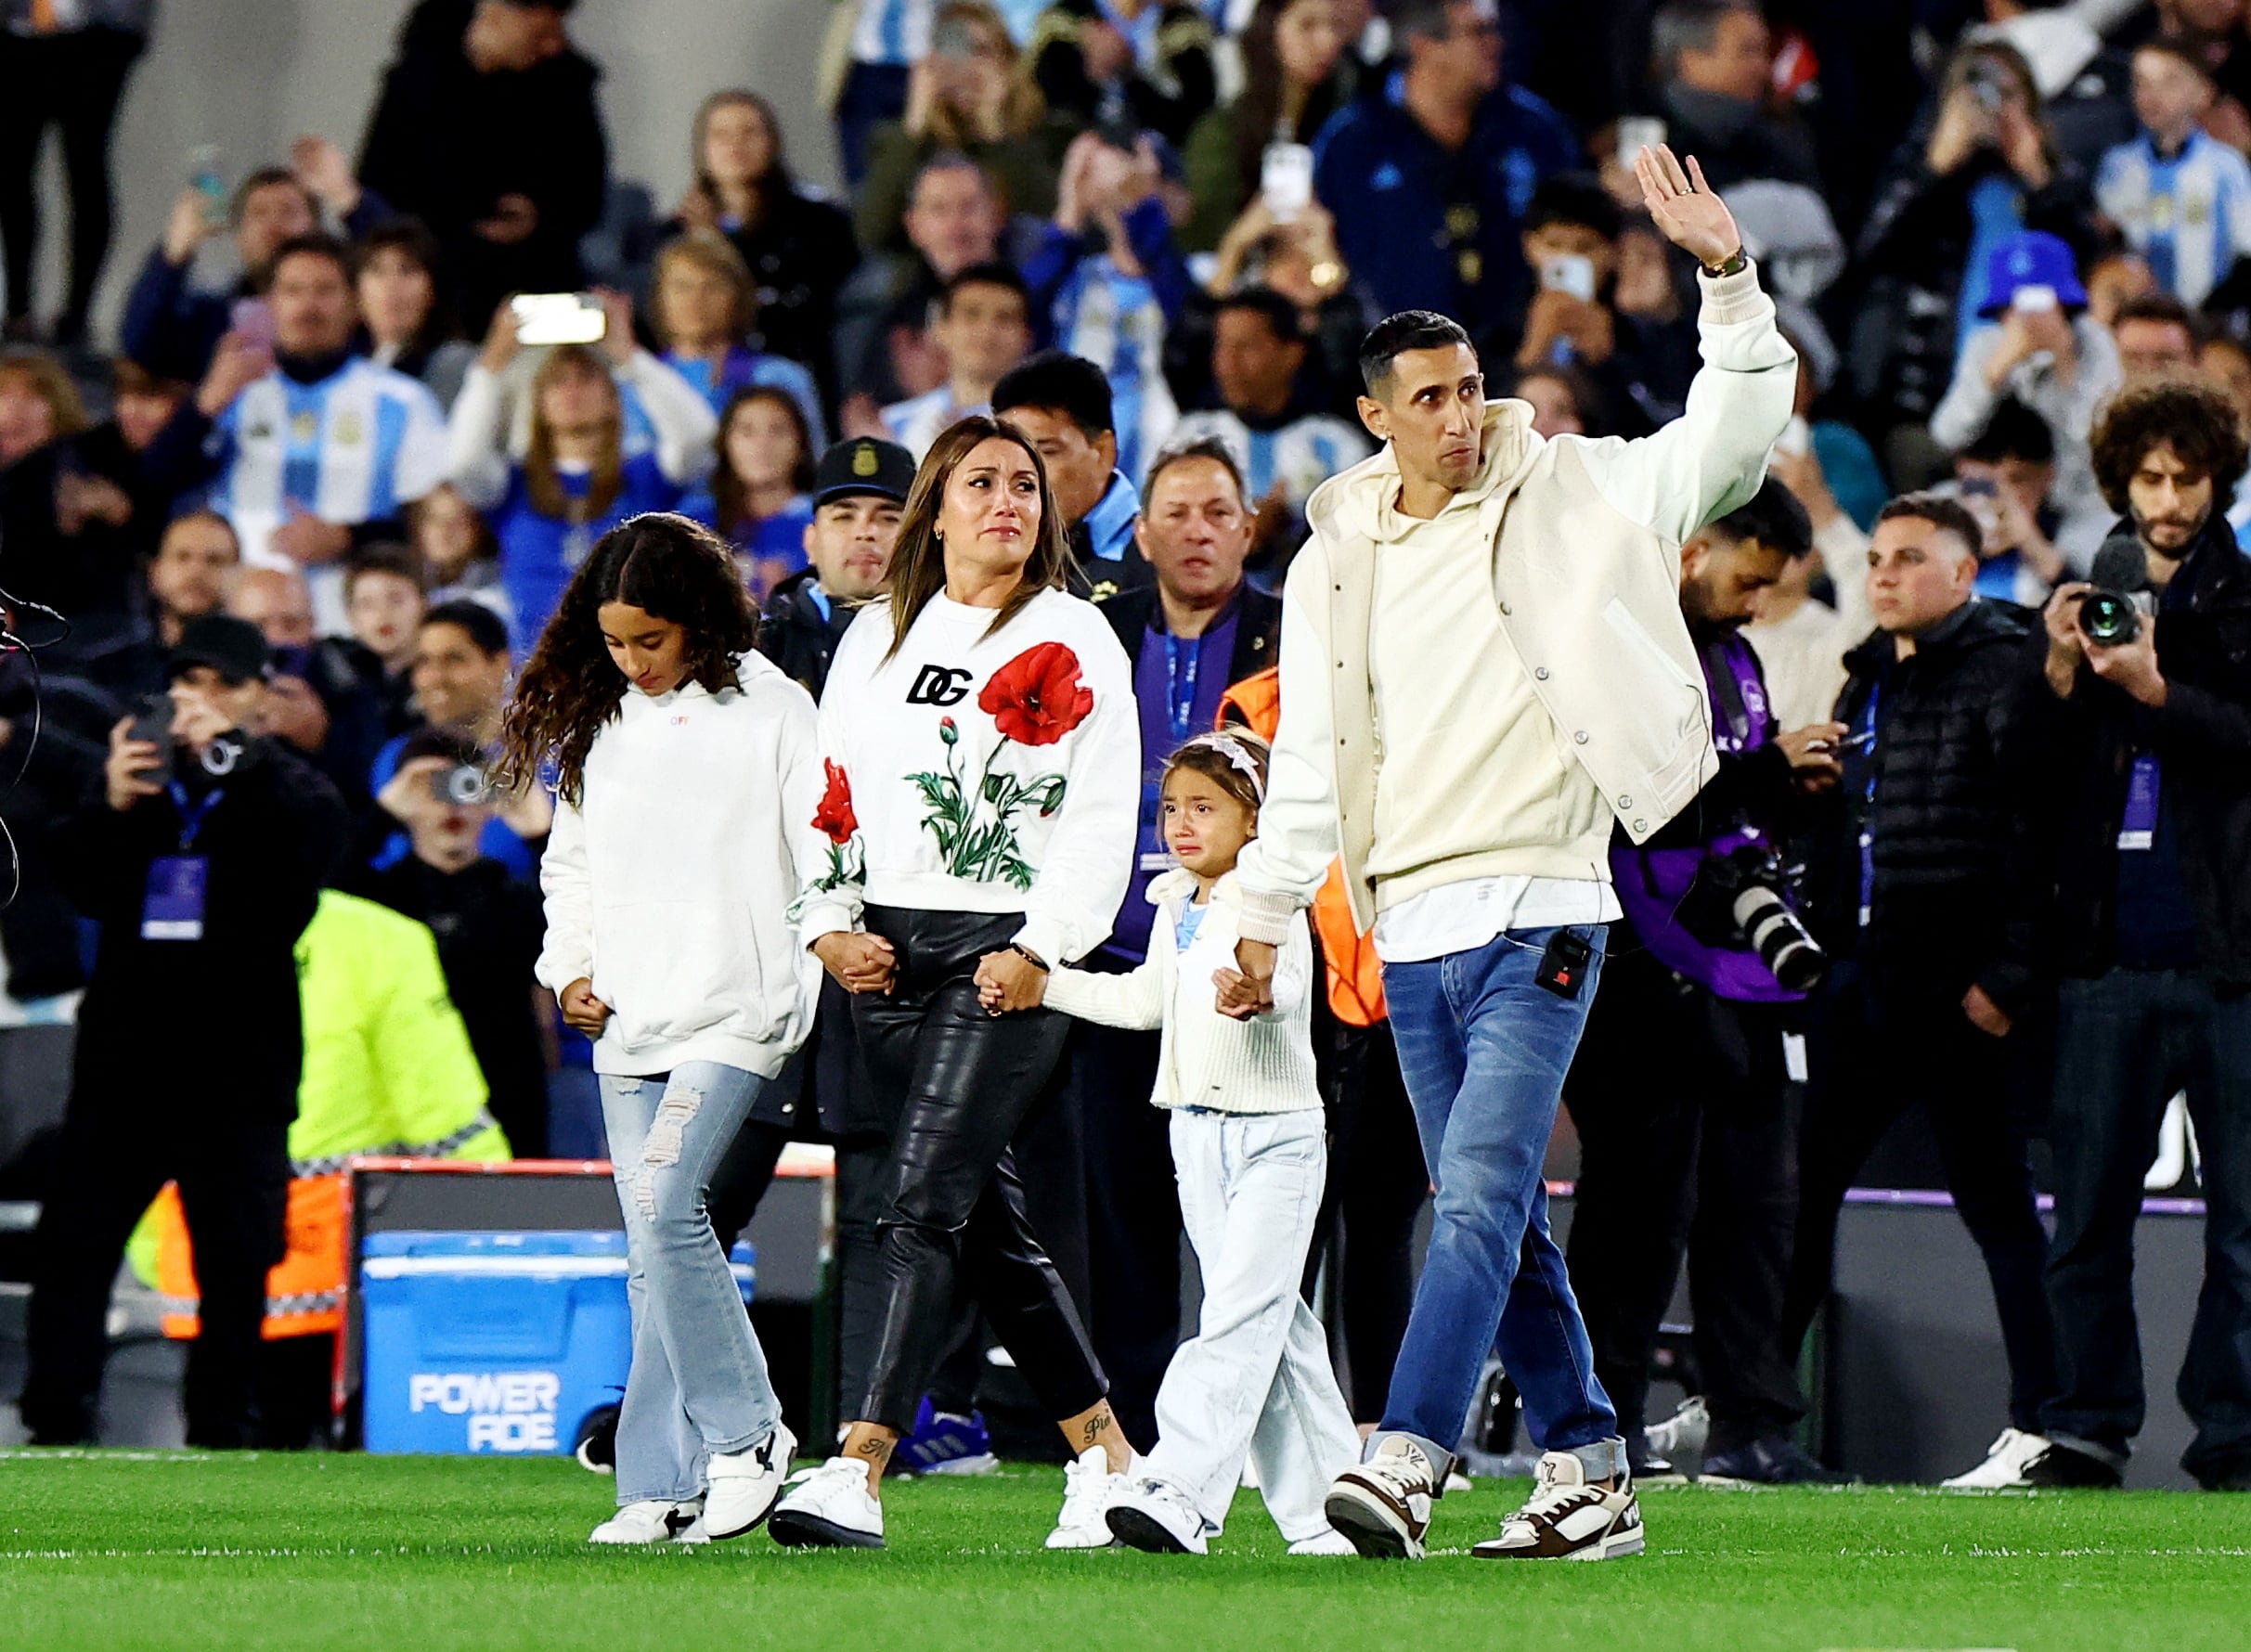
[495,512,758,806]
[2089,377,2250,514]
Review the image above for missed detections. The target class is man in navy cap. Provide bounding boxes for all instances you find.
[757,435,916,698]
[19,614,347,1449]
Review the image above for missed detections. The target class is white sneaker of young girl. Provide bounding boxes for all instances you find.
[1045,1446,1124,1549]
[589,1498,708,1545]
[770,1457,886,1550]
[702,1422,797,1540]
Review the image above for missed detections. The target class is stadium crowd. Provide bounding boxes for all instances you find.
[0,0,2246,1533]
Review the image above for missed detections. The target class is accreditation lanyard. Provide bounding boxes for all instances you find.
[141,781,225,942]
[168,780,226,851]
[1856,681,1881,930]
[1164,632,1202,745]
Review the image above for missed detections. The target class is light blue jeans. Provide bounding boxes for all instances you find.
[600,1063,783,1505]
[1378,926,1624,1483]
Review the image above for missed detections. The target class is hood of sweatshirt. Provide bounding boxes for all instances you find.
[1305,400,1542,550]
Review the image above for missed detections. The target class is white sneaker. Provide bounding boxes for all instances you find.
[1324,1435,1437,1560]
[589,1498,705,1545]
[704,1423,796,1540]
[1443,1468,1473,1494]
[1286,1529,1358,1556]
[1941,1427,2050,1491]
[1473,1452,1643,1562]
[1046,1446,1121,1549]
[1646,1395,1709,1465]
[769,1456,886,1549]
[1104,1476,1208,1555]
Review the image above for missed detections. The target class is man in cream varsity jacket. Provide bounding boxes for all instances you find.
[1220,146,1795,1562]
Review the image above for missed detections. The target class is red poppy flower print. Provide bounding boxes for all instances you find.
[812,759,858,844]
[979,642,1095,747]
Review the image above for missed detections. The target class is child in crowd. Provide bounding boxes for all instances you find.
[1020,729,1359,1556]
[448,291,718,646]
[682,384,815,603]
[345,545,427,678]
[345,543,430,731]
[408,484,510,623]
[500,511,823,1545]
[646,232,827,447]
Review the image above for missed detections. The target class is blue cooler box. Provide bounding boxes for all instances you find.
[359,1231,755,1455]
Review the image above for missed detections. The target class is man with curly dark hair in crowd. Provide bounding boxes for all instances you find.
[2008,377,2251,1492]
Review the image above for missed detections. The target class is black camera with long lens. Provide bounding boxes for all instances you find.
[1686,841,1829,993]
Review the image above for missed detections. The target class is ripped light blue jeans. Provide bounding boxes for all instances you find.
[599,1063,783,1505]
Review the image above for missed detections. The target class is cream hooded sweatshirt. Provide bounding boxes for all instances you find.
[1235,261,1797,944]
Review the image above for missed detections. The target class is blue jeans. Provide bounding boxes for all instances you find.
[600,1064,783,1505]
[1378,925,1622,1480]
[2043,969,2251,1483]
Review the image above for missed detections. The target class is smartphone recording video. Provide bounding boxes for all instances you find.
[511,293,607,347]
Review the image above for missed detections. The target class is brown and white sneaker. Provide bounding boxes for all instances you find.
[1323,1436,1437,1560]
[1473,1451,1644,1562]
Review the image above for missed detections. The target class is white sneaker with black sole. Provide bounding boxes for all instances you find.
[589,1499,706,1545]
[1473,1452,1643,1561]
[770,1457,886,1549]
[1105,1476,1208,1555]
[1941,1427,2051,1491]
[1324,1436,1437,1560]
[703,1423,796,1539]
[1046,1446,1122,1549]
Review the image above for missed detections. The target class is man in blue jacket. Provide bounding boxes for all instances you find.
[1311,0,1578,345]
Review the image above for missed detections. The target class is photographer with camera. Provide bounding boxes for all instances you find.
[1780,492,2058,1490]
[1565,478,1843,1485]
[2011,379,2251,1493]
[17,614,347,1448]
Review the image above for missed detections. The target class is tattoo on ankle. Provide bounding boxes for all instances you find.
[855,1438,892,1463]
[1080,1413,1111,1447]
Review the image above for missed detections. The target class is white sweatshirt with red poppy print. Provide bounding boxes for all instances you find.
[793,587,1140,969]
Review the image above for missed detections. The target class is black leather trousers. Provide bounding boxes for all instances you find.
[849,905,1107,1434]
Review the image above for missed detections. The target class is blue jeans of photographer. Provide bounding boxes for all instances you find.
[2043,968,2251,1484]
[599,1063,783,1506]
[1377,925,1623,1480]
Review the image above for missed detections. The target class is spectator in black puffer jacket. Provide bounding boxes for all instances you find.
[1780,491,2061,1489]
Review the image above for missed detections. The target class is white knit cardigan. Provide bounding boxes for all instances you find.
[1041,870,1319,1116]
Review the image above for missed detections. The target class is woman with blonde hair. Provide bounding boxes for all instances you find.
[770,414,1138,1553]
[447,290,717,645]
[647,232,826,447]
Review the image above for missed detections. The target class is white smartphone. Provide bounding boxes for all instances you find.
[1616,116,1667,160]
[511,292,607,347]
[1261,142,1315,224]
[1540,253,1598,303]
[2012,284,2059,314]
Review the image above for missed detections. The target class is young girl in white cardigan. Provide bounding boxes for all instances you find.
[1003,729,1361,1555]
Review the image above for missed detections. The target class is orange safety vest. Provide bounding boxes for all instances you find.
[1216,667,1387,1027]
[153,1173,349,1340]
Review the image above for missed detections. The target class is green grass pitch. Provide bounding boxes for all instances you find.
[1,1452,2246,1651]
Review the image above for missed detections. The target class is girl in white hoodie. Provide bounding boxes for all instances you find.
[1024,730,1362,1555]
[498,512,823,1547]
